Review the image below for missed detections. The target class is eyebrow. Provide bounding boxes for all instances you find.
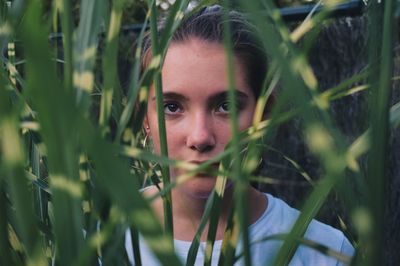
[151,92,188,102]
[151,90,249,102]
[212,90,249,102]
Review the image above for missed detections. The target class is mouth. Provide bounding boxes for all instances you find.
[188,161,220,176]
[189,161,220,168]
[189,160,219,164]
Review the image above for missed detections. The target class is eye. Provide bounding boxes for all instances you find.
[217,101,230,113]
[164,102,182,114]
[216,100,245,115]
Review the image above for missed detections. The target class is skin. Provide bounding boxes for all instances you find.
[144,37,267,241]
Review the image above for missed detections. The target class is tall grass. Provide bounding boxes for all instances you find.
[0,0,398,265]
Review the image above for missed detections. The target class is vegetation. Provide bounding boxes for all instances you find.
[0,0,398,265]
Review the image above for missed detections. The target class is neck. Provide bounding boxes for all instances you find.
[172,185,234,225]
[146,183,268,241]
[172,185,234,241]
[170,185,267,242]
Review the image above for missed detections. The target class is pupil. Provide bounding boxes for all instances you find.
[167,104,178,112]
[222,102,229,111]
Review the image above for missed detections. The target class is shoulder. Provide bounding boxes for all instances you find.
[253,193,302,233]
[140,185,164,221]
[260,194,349,242]
[140,185,160,197]
[250,194,354,265]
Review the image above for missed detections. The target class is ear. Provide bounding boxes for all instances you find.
[143,115,151,134]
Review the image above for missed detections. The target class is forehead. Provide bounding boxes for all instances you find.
[158,38,253,99]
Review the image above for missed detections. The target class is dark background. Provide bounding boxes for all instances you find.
[259,16,400,266]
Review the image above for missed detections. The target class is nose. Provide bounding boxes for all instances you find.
[186,113,216,153]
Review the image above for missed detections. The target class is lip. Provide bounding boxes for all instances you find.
[189,160,209,164]
[187,161,220,176]
[189,161,220,167]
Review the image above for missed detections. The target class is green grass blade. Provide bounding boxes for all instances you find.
[0,71,45,264]
[235,233,352,264]
[273,165,346,265]
[130,226,142,266]
[58,0,73,92]
[19,2,85,264]
[158,0,189,50]
[73,0,106,109]
[185,191,219,266]
[115,14,149,142]
[203,169,230,266]
[232,0,355,264]
[99,0,126,137]
[78,121,182,265]
[146,0,174,238]
[0,184,14,266]
[364,0,396,265]
[145,0,190,240]
[219,207,237,266]
[217,2,253,265]
[19,6,183,260]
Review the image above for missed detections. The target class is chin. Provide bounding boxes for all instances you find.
[177,176,217,199]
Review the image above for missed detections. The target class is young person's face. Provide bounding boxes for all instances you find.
[145,38,256,198]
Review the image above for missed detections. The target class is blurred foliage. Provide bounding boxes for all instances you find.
[0,0,398,265]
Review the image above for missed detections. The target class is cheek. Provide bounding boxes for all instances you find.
[149,132,161,154]
[213,120,233,146]
[147,116,162,154]
[163,122,185,156]
[238,108,255,131]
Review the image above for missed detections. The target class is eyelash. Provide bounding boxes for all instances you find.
[162,100,244,115]
[216,101,230,113]
[164,102,182,114]
[216,100,243,114]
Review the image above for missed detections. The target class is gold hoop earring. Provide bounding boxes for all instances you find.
[142,125,150,148]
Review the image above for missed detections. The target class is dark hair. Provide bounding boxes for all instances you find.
[141,5,268,99]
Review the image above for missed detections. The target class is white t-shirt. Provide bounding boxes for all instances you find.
[125,193,354,265]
